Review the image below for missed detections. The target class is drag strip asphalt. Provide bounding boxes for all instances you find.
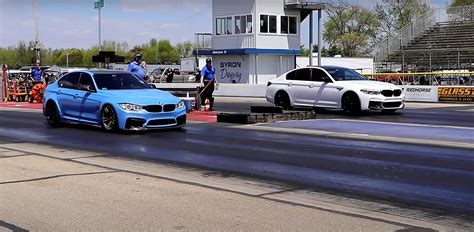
[0,107,472,215]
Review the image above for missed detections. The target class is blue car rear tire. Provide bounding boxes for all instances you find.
[45,102,61,127]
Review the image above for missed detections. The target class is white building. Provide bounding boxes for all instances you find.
[194,0,326,84]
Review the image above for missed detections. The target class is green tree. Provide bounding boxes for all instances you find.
[450,0,474,6]
[448,0,474,20]
[175,41,193,58]
[53,49,83,67]
[157,40,179,64]
[375,0,430,39]
[101,40,129,56]
[0,47,18,67]
[82,47,100,68]
[324,0,380,57]
[15,41,36,67]
[300,45,310,56]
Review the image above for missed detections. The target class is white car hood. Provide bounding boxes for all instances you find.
[339,81,400,90]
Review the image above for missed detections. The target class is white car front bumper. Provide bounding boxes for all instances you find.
[363,96,405,111]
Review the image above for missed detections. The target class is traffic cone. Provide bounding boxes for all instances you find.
[204,98,210,111]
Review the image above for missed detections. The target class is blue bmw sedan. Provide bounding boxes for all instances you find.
[43,70,186,131]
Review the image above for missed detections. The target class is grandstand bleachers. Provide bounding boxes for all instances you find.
[389,21,474,70]
[375,6,474,71]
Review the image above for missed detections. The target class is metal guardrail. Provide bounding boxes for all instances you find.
[194,33,212,49]
[285,0,327,4]
[364,72,474,86]
[374,5,474,63]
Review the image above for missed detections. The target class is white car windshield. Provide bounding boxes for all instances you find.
[325,67,366,81]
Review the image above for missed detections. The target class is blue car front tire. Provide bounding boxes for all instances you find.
[100,104,119,132]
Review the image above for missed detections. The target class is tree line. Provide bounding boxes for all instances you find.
[0,39,193,69]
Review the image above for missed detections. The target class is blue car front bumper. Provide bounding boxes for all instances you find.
[115,106,187,130]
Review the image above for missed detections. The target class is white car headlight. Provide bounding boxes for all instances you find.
[118,103,143,112]
[176,100,185,109]
[360,89,381,95]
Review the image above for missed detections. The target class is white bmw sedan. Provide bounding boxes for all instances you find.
[266,66,405,114]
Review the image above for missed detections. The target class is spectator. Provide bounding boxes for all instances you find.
[194,68,201,83]
[164,68,174,83]
[127,53,145,80]
[140,61,150,82]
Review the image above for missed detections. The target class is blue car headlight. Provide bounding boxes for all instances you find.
[118,103,143,112]
[176,100,185,109]
[360,89,381,95]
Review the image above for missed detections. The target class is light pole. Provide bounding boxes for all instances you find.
[94,0,104,67]
[66,53,70,67]
[34,0,41,63]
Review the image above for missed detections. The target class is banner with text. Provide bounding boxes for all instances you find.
[214,55,249,83]
[438,87,474,102]
[402,86,438,102]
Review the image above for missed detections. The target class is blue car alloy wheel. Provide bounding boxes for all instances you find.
[101,105,118,132]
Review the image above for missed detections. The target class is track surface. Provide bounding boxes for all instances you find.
[0,99,473,215]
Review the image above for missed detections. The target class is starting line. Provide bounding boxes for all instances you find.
[0,102,217,123]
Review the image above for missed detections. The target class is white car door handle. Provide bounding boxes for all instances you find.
[309,84,315,88]
[287,82,293,86]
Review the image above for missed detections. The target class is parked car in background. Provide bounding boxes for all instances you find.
[43,70,186,131]
[266,66,405,114]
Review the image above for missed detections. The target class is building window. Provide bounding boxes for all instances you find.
[216,17,233,35]
[281,16,297,35]
[235,15,253,34]
[281,16,288,34]
[247,15,253,33]
[235,16,242,34]
[227,17,232,34]
[260,15,268,33]
[289,16,297,34]
[260,14,277,34]
[269,15,277,33]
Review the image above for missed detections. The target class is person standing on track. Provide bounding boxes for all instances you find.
[199,58,218,110]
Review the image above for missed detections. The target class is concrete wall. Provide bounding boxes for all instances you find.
[113,64,180,73]
[296,57,375,74]
[152,83,267,97]
[256,54,295,84]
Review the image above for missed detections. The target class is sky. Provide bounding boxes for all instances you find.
[0,0,451,50]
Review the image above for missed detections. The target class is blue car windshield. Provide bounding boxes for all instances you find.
[324,67,366,81]
[93,73,150,90]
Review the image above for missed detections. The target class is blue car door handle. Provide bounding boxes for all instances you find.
[57,90,62,95]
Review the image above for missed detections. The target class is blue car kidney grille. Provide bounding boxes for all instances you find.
[144,105,163,112]
[163,104,176,112]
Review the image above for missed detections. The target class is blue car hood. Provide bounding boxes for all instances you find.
[99,89,180,105]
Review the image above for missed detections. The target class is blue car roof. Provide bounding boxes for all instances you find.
[88,70,129,75]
